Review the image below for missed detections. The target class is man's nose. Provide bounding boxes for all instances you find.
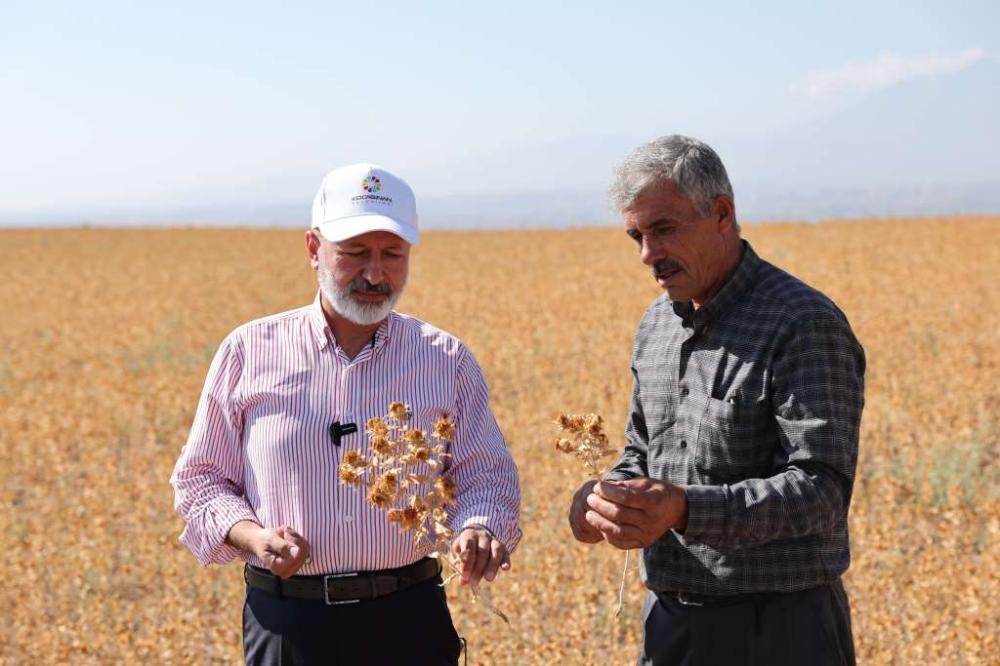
[640,237,659,266]
[362,255,385,283]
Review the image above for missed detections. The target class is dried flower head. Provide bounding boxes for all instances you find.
[403,429,427,447]
[370,435,393,456]
[433,416,456,442]
[366,417,389,438]
[375,470,398,491]
[366,471,400,509]
[337,450,367,485]
[554,412,616,477]
[367,484,395,509]
[338,462,364,485]
[556,414,582,431]
[388,401,411,421]
[584,413,604,436]
[434,475,458,505]
[389,506,421,531]
[342,450,366,467]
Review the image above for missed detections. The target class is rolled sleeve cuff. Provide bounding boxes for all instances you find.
[681,484,729,542]
[455,511,523,555]
[179,497,259,567]
[602,470,634,482]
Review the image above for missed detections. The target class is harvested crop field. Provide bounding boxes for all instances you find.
[1,216,997,664]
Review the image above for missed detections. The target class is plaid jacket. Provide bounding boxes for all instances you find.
[606,241,865,595]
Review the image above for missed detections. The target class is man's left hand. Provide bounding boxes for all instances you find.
[451,526,510,587]
[585,478,689,549]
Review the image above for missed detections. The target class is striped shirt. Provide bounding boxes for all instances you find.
[170,294,521,574]
[606,241,865,595]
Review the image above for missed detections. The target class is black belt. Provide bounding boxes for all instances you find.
[245,558,441,605]
[657,589,784,608]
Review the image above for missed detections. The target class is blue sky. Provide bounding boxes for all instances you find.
[1,1,997,225]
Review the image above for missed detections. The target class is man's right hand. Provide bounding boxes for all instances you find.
[568,480,604,543]
[227,521,312,578]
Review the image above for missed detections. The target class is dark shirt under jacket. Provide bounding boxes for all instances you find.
[606,240,866,596]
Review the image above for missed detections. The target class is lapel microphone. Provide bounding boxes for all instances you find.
[329,421,358,447]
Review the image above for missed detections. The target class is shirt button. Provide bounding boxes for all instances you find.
[680,440,687,448]
[343,515,354,524]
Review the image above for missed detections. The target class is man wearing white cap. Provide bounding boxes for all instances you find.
[171,164,521,665]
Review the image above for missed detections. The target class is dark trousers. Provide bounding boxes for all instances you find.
[638,580,856,666]
[243,574,462,665]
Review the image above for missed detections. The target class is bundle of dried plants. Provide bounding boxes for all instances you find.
[554,412,631,617]
[338,401,509,625]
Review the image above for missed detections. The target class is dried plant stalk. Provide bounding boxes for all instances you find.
[338,402,510,625]
[555,412,632,617]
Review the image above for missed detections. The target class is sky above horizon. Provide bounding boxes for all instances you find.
[1,1,997,224]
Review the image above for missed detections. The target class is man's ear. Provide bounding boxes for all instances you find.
[305,230,322,270]
[713,196,736,233]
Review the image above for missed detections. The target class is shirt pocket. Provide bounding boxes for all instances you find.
[694,391,772,482]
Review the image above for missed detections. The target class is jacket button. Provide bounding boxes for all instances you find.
[680,440,687,448]
[679,387,689,397]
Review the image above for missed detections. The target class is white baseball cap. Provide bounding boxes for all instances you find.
[311,163,419,245]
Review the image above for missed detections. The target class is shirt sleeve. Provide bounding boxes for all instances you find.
[169,333,260,566]
[683,314,865,549]
[446,349,523,554]
[604,363,650,481]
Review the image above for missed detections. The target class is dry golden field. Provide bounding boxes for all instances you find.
[1,217,998,665]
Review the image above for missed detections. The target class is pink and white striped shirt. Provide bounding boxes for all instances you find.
[170,294,521,574]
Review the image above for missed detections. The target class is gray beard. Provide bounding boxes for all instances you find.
[318,265,403,326]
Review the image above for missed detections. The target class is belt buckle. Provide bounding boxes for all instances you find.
[323,572,362,606]
[675,592,704,607]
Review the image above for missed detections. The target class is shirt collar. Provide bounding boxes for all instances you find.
[308,292,333,349]
[671,240,760,329]
[308,291,394,353]
[370,312,393,353]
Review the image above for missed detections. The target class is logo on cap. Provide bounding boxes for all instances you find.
[362,175,382,193]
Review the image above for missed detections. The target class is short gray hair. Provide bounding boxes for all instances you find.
[609,135,738,230]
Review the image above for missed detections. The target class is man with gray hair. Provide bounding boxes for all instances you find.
[568,135,864,665]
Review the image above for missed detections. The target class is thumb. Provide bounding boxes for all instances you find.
[267,536,296,560]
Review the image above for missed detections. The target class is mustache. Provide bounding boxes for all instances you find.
[652,260,682,278]
[349,278,391,294]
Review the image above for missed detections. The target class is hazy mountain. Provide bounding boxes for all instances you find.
[3,61,996,229]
